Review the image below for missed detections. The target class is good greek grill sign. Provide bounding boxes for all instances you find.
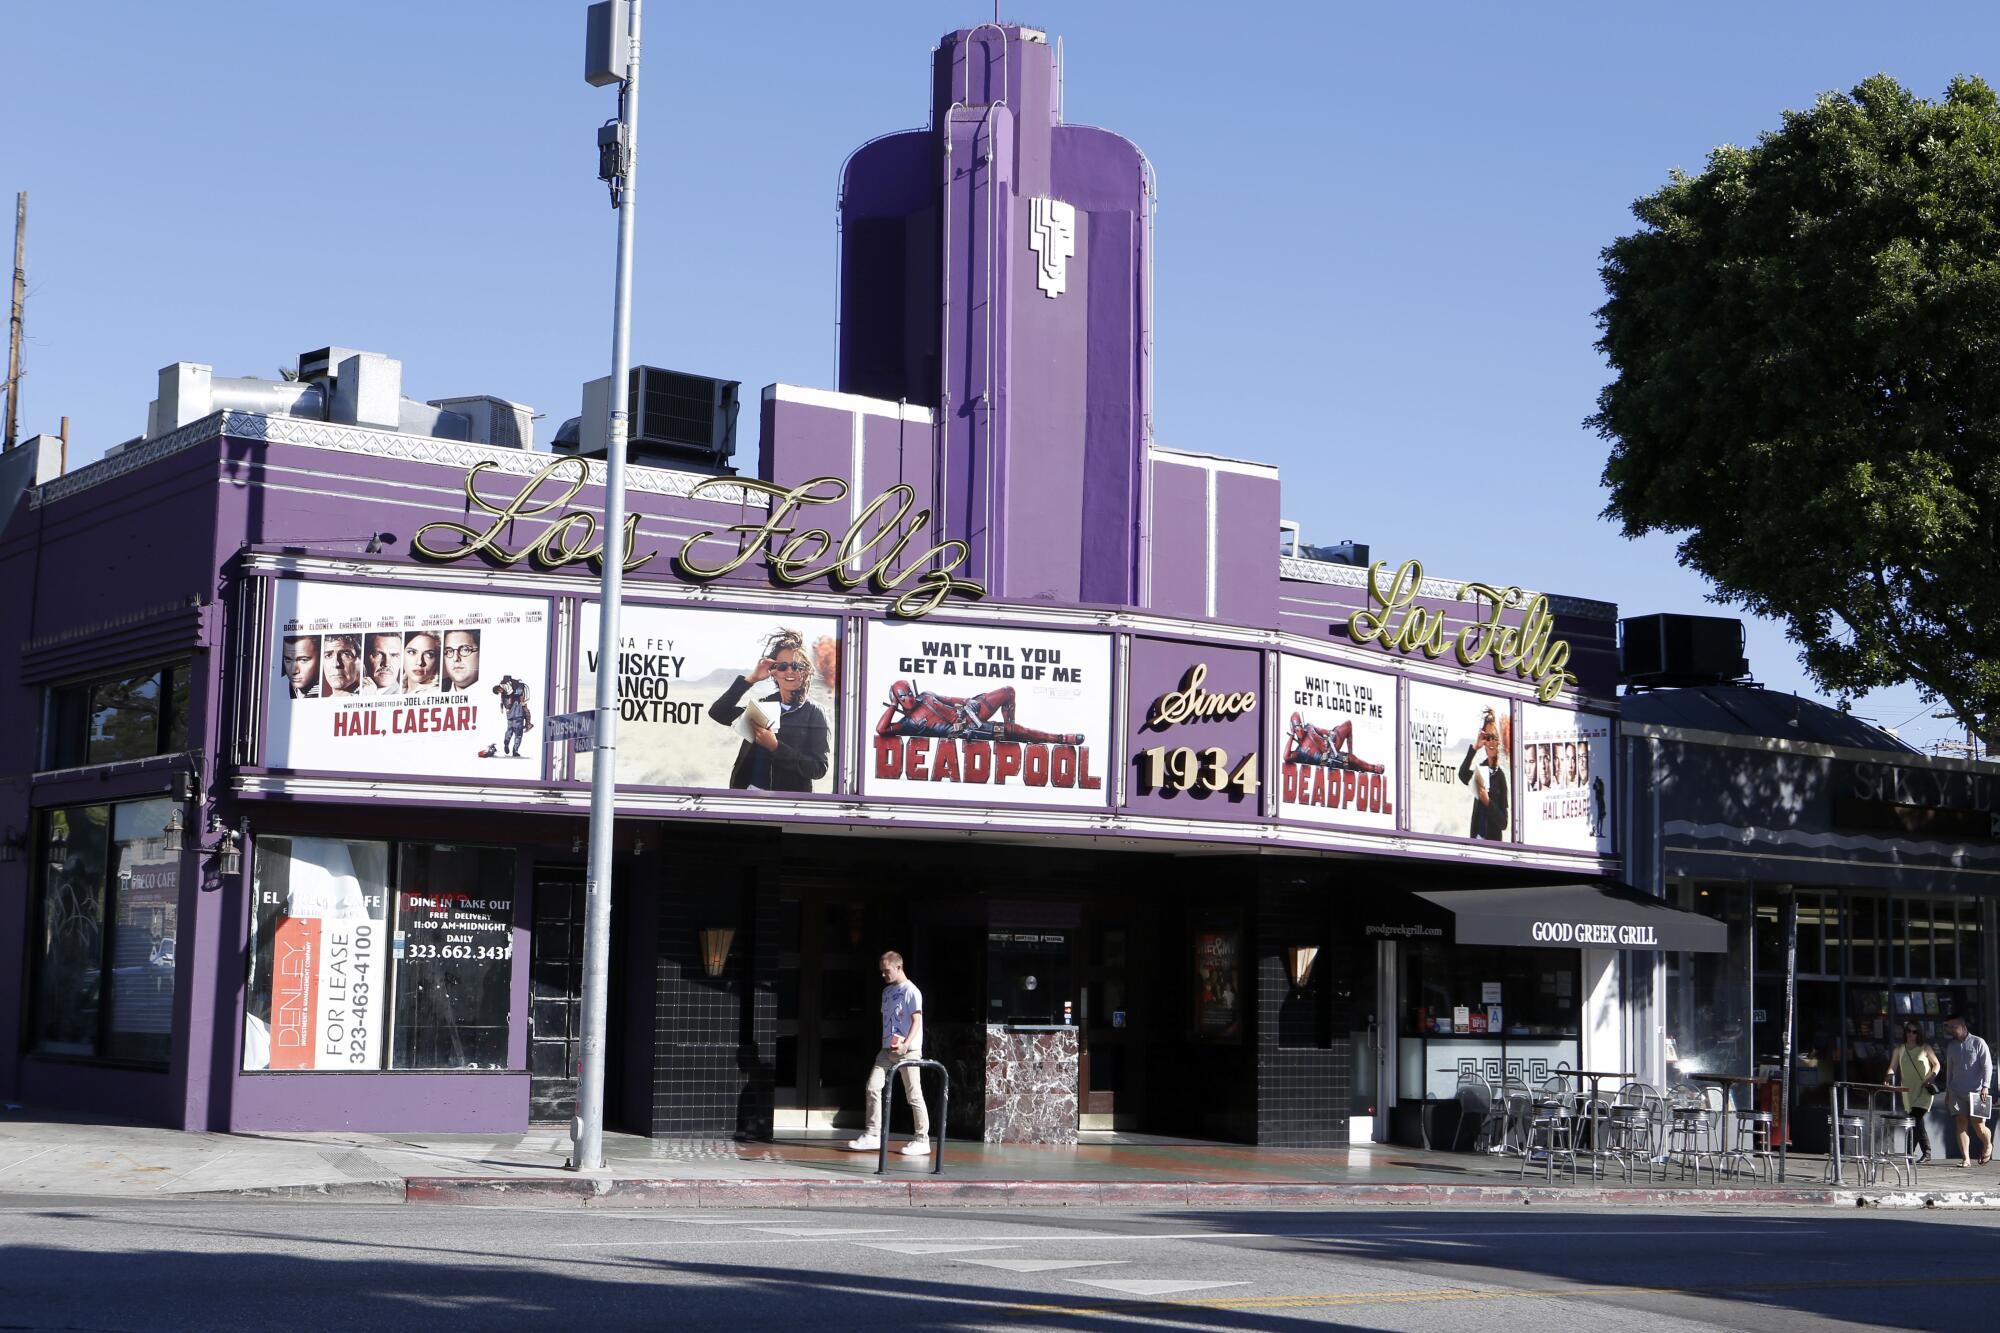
[1530,920,1659,946]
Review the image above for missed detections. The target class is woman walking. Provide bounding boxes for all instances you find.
[1890,1023,1939,1164]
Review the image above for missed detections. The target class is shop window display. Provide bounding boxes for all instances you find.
[243,836,519,1072]
[1400,943,1579,1100]
[1747,886,1985,1152]
[1663,884,1750,1080]
[30,799,179,1065]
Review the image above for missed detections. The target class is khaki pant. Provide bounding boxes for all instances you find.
[863,1046,929,1140]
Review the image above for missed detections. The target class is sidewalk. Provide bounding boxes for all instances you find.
[4,1107,1996,1209]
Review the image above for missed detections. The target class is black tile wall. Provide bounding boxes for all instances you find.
[1254,878,1350,1146]
[647,831,777,1139]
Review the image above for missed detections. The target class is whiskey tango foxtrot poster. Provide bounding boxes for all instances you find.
[265,582,550,779]
[1518,703,1613,853]
[863,621,1112,807]
[576,603,841,794]
[1408,681,1515,842]
[1276,655,1398,831]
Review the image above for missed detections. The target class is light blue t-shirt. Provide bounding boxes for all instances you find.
[881,979,922,1048]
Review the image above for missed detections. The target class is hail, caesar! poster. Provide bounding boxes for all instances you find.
[265,582,550,779]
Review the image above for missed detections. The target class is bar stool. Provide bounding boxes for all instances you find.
[1669,1084,1728,1182]
[1604,1084,1660,1183]
[1732,1108,1778,1181]
[1868,1110,1915,1187]
[1822,1112,1869,1183]
[1521,1087,1577,1182]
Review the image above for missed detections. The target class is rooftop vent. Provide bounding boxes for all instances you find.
[1621,613,1751,689]
[558,366,740,471]
[1302,540,1370,567]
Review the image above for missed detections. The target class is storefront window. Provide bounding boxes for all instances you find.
[244,836,519,1073]
[1751,886,1986,1150]
[30,799,179,1064]
[42,663,190,770]
[1401,943,1579,1099]
[104,800,180,1063]
[392,844,518,1070]
[1663,883,1750,1080]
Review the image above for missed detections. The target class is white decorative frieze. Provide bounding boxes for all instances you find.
[1029,196,1077,298]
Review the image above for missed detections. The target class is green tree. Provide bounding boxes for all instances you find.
[1592,74,2000,742]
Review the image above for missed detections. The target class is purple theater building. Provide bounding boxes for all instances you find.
[0,25,1721,1144]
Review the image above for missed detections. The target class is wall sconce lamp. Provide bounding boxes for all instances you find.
[214,829,243,878]
[202,819,243,878]
[0,826,22,864]
[163,808,186,853]
[48,826,69,871]
[698,927,735,978]
[1286,945,1320,989]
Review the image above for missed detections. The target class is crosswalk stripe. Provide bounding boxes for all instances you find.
[958,1258,1131,1274]
[854,1242,1021,1255]
[1068,1279,1249,1297]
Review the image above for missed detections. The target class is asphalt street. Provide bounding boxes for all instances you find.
[1,1198,1995,1330]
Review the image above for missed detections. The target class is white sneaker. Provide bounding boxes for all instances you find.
[844,1136,881,1152]
[898,1139,932,1157]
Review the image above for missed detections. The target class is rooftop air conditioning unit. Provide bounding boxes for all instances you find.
[1621,613,1750,688]
[559,367,740,470]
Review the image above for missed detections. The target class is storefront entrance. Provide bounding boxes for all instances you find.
[528,863,626,1128]
[766,839,1232,1141]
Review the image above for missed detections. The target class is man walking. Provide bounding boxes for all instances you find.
[1942,1016,1994,1167]
[847,950,930,1156]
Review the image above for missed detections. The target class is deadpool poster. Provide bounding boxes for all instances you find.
[862,621,1112,809]
[1276,655,1399,832]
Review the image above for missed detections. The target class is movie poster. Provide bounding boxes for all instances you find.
[575,603,841,794]
[265,582,551,779]
[862,621,1112,808]
[1519,703,1614,853]
[1408,681,1515,842]
[1194,930,1241,1040]
[1276,655,1398,831]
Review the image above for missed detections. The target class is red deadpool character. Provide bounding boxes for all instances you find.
[1285,711,1384,773]
[877,680,1083,746]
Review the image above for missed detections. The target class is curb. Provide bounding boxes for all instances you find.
[396,1176,2000,1210]
[177,1179,408,1203]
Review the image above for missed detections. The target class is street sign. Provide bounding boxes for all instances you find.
[546,710,595,750]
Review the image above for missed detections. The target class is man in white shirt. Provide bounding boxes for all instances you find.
[847,950,930,1156]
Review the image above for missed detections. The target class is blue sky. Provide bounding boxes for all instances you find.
[7,1,1995,752]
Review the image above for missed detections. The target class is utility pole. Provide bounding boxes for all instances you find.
[5,191,24,451]
[570,0,642,1174]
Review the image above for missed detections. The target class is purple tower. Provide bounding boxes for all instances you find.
[838,24,1153,608]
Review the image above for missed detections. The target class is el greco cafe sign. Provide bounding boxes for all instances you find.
[413,457,985,619]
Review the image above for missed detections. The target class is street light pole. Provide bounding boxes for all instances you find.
[571,0,642,1174]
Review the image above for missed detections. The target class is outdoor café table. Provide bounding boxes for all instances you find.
[1829,1081,1903,1185]
[1683,1071,1770,1115]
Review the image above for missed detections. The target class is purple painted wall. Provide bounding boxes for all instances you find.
[840,25,1151,609]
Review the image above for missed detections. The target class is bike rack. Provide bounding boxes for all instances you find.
[876,1058,948,1176]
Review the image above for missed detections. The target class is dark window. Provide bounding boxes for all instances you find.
[391,844,518,1070]
[43,663,191,770]
[30,799,180,1064]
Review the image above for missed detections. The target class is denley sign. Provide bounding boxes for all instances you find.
[412,457,985,619]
